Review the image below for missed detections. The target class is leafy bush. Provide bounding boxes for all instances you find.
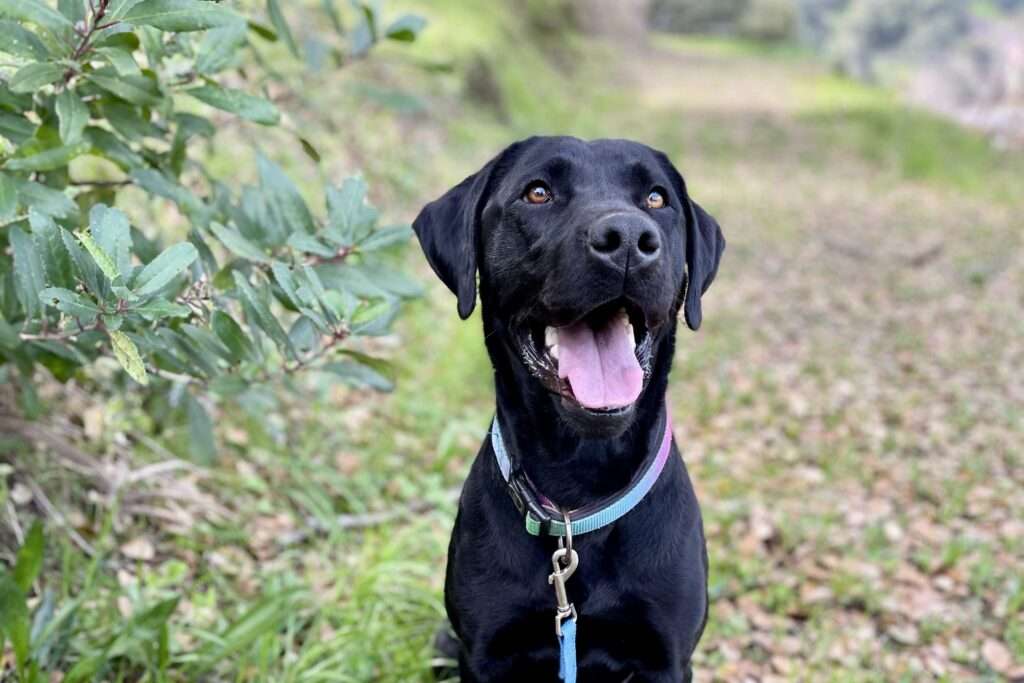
[0,0,425,459]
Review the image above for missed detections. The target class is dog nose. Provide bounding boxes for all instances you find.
[588,219,661,270]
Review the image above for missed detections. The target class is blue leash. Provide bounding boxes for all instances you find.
[558,616,577,682]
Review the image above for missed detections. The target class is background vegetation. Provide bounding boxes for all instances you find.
[2,0,1023,681]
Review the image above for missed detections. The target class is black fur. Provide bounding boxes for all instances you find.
[414,137,725,682]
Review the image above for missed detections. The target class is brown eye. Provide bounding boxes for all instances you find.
[646,189,666,209]
[524,183,552,204]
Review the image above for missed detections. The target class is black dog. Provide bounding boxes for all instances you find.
[413,137,725,682]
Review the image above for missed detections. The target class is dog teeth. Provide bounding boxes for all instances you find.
[626,323,636,351]
[550,344,559,360]
[544,326,557,349]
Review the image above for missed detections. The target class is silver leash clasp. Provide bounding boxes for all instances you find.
[548,509,578,636]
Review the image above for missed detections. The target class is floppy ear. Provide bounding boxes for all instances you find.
[682,199,726,331]
[412,151,508,319]
[654,151,726,331]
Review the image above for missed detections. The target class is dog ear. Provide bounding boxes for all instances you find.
[682,200,725,331]
[654,151,726,331]
[412,150,511,320]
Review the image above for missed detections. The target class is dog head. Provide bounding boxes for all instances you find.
[414,137,724,435]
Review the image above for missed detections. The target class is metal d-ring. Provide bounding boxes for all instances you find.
[557,508,573,566]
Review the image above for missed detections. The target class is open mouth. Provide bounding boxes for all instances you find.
[516,299,655,414]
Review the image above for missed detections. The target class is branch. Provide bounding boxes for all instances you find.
[277,487,461,546]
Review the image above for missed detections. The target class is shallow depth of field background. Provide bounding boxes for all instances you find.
[2,0,1023,681]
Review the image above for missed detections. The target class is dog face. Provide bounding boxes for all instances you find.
[414,136,724,435]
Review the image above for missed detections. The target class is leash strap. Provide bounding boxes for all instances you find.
[558,616,577,682]
[490,408,673,537]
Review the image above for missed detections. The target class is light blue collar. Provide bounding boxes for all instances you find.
[490,409,673,537]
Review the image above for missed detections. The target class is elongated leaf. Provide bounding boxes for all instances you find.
[123,0,239,31]
[0,110,35,145]
[75,230,120,281]
[208,221,270,263]
[18,181,76,218]
[12,522,44,592]
[0,0,74,34]
[323,359,393,391]
[232,271,294,358]
[384,13,425,42]
[265,0,297,56]
[0,574,29,671]
[195,20,247,74]
[86,71,161,106]
[89,204,133,277]
[9,62,64,93]
[10,226,45,319]
[211,310,253,363]
[132,298,190,320]
[185,83,279,125]
[95,46,141,76]
[56,89,89,144]
[109,329,148,385]
[60,228,105,296]
[286,232,334,257]
[29,210,74,288]
[185,394,216,463]
[3,141,90,172]
[357,224,411,252]
[0,20,48,59]
[0,171,16,220]
[325,176,376,245]
[258,154,314,234]
[106,0,145,20]
[39,287,100,322]
[133,242,197,296]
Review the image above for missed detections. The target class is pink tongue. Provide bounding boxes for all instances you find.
[557,317,643,409]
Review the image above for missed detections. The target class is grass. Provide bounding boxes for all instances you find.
[3,2,1024,681]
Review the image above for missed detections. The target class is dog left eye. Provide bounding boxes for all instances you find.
[524,182,552,204]
[645,189,666,209]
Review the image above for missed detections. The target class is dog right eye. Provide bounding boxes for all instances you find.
[523,182,552,204]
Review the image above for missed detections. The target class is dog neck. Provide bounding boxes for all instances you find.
[486,322,677,510]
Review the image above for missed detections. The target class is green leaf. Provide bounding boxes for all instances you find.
[185,83,280,125]
[130,168,202,214]
[265,0,298,56]
[0,0,74,35]
[12,522,44,592]
[39,287,100,322]
[58,0,85,22]
[0,171,16,220]
[208,221,270,263]
[285,232,334,258]
[185,394,216,463]
[195,20,247,75]
[9,62,65,93]
[0,20,49,59]
[323,358,393,391]
[3,140,90,172]
[29,210,74,288]
[56,89,89,144]
[61,228,106,297]
[75,229,120,281]
[95,46,141,76]
[84,127,146,171]
[132,299,190,320]
[384,13,425,42]
[18,181,77,218]
[325,176,375,246]
[133,242,197,296]
[10,226,46,320]
[232,271,294,359]
[0,110,35,145]
[211,310,253,363]
[0,574,30,672]
[258,154,314,234]
[123,0,240,32]
[86,70,161,106]
[357,224,411,252]
[89,204,133,277]
[109,329,148,385]
[106,0,145,20]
